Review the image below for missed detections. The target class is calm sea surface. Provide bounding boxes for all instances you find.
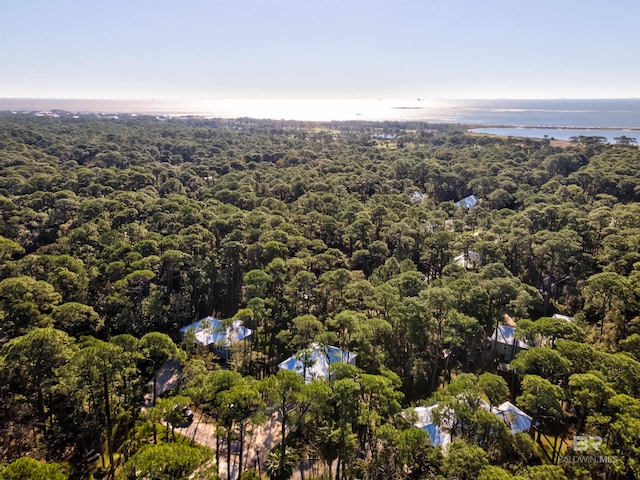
[1,98,639,140]
[470,127,638,143]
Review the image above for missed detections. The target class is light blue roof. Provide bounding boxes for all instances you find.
[277,343,356,383]
[412,405,452,448]
[179,316,252,347]
[454,194,478,208]
[423,423,447,446]
[410,398,531,449]
[489,325,529,350]
[496,401,532,434]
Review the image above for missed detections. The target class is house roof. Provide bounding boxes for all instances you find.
[453,250,480,269]
[454,194,478,208]
[488,325,529,350]
[409,398,531,449]
[410,191,425,203]
[412,405,453,448]
[478,399,532,434]
[422,422,451,448]
[496,401,532,434]
[552,313,574,322]
[277,343,356,383]
[179,316,252,347]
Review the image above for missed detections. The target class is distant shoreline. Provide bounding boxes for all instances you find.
[467,125,639,145]
[466,124,640,131]
[1,110,638,132]
[1,98,639,129]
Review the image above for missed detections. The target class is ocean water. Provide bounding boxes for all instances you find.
[470,126,638,144]
[1,98,639,131]
[442,98,640,129]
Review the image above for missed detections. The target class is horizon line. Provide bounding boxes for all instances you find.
[2,96,640,102]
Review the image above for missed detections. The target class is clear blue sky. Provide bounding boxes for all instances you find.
[1,0,638,100]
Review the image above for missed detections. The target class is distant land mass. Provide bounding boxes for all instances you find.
[1,97,638,126]
[2,97,639,143]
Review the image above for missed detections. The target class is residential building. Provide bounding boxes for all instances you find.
[278,343,356,383]
[179,316,252,360]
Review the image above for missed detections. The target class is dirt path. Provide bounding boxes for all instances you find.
[145,363,329,478]
[143,359,181,407]
[176,409,328,480]
[143,360,327,478]
[176,409,282,479]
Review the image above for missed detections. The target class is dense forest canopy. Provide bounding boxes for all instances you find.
[0,112,639,479]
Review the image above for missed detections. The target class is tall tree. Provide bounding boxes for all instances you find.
[0,276,61,338]
[0,457,68,480]
[332,378,360,480]
[185,369,243,477]
[517,375,564,441]
[568,372,615,434]
[140,332,180,444]
[421,286,455,392]
[0,327,75,441]
[66,339,126,478]
[478,372,509,408]
[117,442,211,480]
[218,378,266,480]
[262,369,308,480]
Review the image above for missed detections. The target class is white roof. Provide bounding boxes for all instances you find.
[454,194,478,208]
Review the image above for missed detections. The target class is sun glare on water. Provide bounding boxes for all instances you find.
[194,98,436,121]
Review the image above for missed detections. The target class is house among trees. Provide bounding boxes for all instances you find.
[277,342,357,383]
[495,401,532,434]
[412,404,452,448]
[488,325,529,362]
[179,316,253,360]
[454,194,478,208]
[409,191,425,203]
[410,399,532,450]
[453,250,480,269]
[552,313,574,322]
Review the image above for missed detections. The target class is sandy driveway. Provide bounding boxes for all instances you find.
[176,409,327,480]
[148,361,327,479]
[176,409,282,479]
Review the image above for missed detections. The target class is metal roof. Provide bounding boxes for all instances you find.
[409,398,532,449]
[488,325,529,350]
[454,194,478,208]
[179,316,252,347]
[277,343,356,383]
